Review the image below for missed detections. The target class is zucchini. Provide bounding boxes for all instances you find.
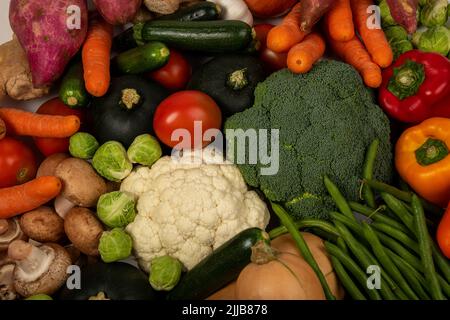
[113,42,170,74]
[59,63,90,108]
[113,23,145,52]
[141,20,254,53]
[167,228,269,300]
[157,2,221,22]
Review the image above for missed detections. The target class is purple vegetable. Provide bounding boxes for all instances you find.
[386,0,419,34]
[93,0,142,25]
[298,0,335,32]
[9,0,88,87]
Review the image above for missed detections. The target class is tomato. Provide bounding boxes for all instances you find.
[147,49,192,91]
[254,23,287,72]
[153,91,222,149]
[0,137,37,188]
[33,97,86,157]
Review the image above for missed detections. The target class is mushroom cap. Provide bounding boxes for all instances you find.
[0,218,27,251]
[20,207,65,243]
[55,158,107,207]
[0,264,17,300]
[64,207,104,256]
[14,243,71,298]
[36,153,69,178]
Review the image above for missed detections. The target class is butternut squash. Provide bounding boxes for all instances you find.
[207,282,236,300]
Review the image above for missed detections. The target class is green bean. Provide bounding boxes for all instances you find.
[271,202,336,300]
[386,249,430,300]
[329,256,367,300]
[324,175,355,221]
[399,179,411,192]
[330,212,364,237]
[349,201,386,216]
[362,139,379,208]
[362,223,419,300]
[380,192,415,233]
[325,242,381,300]
[371,222,419,254]
[432,242,450,283]
[438,274,450,298]
[268,219,339,240]
[336,237,350,255]
[411,195,444,300]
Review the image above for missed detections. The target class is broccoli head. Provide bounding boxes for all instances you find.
[225,60,393,220]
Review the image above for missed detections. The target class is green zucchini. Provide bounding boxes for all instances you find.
[167,228,270,300]
[157,2,221,22]
[113,42,170,74]
[142,20,254,53]
[59,63,90,108]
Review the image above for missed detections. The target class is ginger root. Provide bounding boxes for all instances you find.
[0,36,49,101]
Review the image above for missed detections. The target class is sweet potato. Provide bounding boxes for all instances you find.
[298,0,335,32]
[9,0,88,87]
[386,0,419,34]
[93,0,142,25]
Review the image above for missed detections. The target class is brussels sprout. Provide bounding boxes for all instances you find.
[420,0,448,27]
[416,26,450,55]
[412,28,426,47]
[93,141,133,182]
[149,256,182,291]
[69,132,99,159]
[97,191,136,228]
[127,134,162,167]
[390,39,414,59]
[98,228,133,263]
[385,26,409,42]
[380,0,397,27]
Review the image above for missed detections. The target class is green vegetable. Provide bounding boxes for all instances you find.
[420,0,448,27]
[93,141,133,182]
[225,60,393,220]
[25,294,53,300]
[141,20,254,53]
[324,176,355,221]
[362,139,379,208]
[268,219,339,240]
[113,42,170,74]
[415,26,450,56]
[385,26,409,42]
[69,132,99,159]
[97,191,136,228]
[59,62,90,108]
[98,228,133,263]
[167,228,269,300]
[371,222,419,253]
[329,255,366,300]
[149,256,183,291]
[390,39,414,59]
[127,134,162,166]
[380,0,397,27]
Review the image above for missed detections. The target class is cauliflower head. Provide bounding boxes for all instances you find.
[120,151,270,271]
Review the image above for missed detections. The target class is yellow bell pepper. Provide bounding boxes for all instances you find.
[395,117,450,208]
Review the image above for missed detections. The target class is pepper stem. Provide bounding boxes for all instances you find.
[388,60,425,100]
[120,88,141,110]
[415,138,449,166]
[227,68,249,91]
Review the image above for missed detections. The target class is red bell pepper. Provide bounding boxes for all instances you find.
[379,50,450,123]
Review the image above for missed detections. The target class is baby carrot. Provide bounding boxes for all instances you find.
[287,33,326,74]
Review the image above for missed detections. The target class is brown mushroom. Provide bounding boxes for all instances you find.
[36,153,69,178]
[64,207,104,256]
[8,240,71,298]
[54,158,107,218]
[20,207,65,243]
[0,218,27,251]
[0,251,16,300]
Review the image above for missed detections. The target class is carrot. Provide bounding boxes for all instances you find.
[329,36,382,88]
[82,15,113,97]
[267,3,310,53]
[350,0,393,68]
[0,108,80,138]
[0,117,5,140]
[287,33,326,74]
[0,176,62,219]
[325,0,354,42]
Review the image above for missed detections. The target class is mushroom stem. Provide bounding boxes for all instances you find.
[8,240,54,282]
[0,220,8,235]
[54,196,76,219]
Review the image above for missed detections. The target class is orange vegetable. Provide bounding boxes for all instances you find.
[325,0,354,42]
[350,0,393,68]
[82,16,113,97]
[395,117,450,208]
[267,3,309,53]
[0,108,80,138]
[437,204,450,259]
[287,33,326,74]
[328,36,382,88]
[0,176,62,219]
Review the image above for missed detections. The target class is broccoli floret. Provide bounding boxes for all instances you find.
[225,60,393,220]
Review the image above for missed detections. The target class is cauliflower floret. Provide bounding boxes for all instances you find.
[122,152,270,271]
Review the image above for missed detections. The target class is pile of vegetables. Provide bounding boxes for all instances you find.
[0,0,449,302]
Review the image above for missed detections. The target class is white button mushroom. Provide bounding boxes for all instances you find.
[8,240,71,298]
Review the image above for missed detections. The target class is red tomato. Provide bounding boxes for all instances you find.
[0,137,37,188]
[33,97,85,157]
[153,91,222,149]
[254,23,287,72]
[148,49,192,91]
